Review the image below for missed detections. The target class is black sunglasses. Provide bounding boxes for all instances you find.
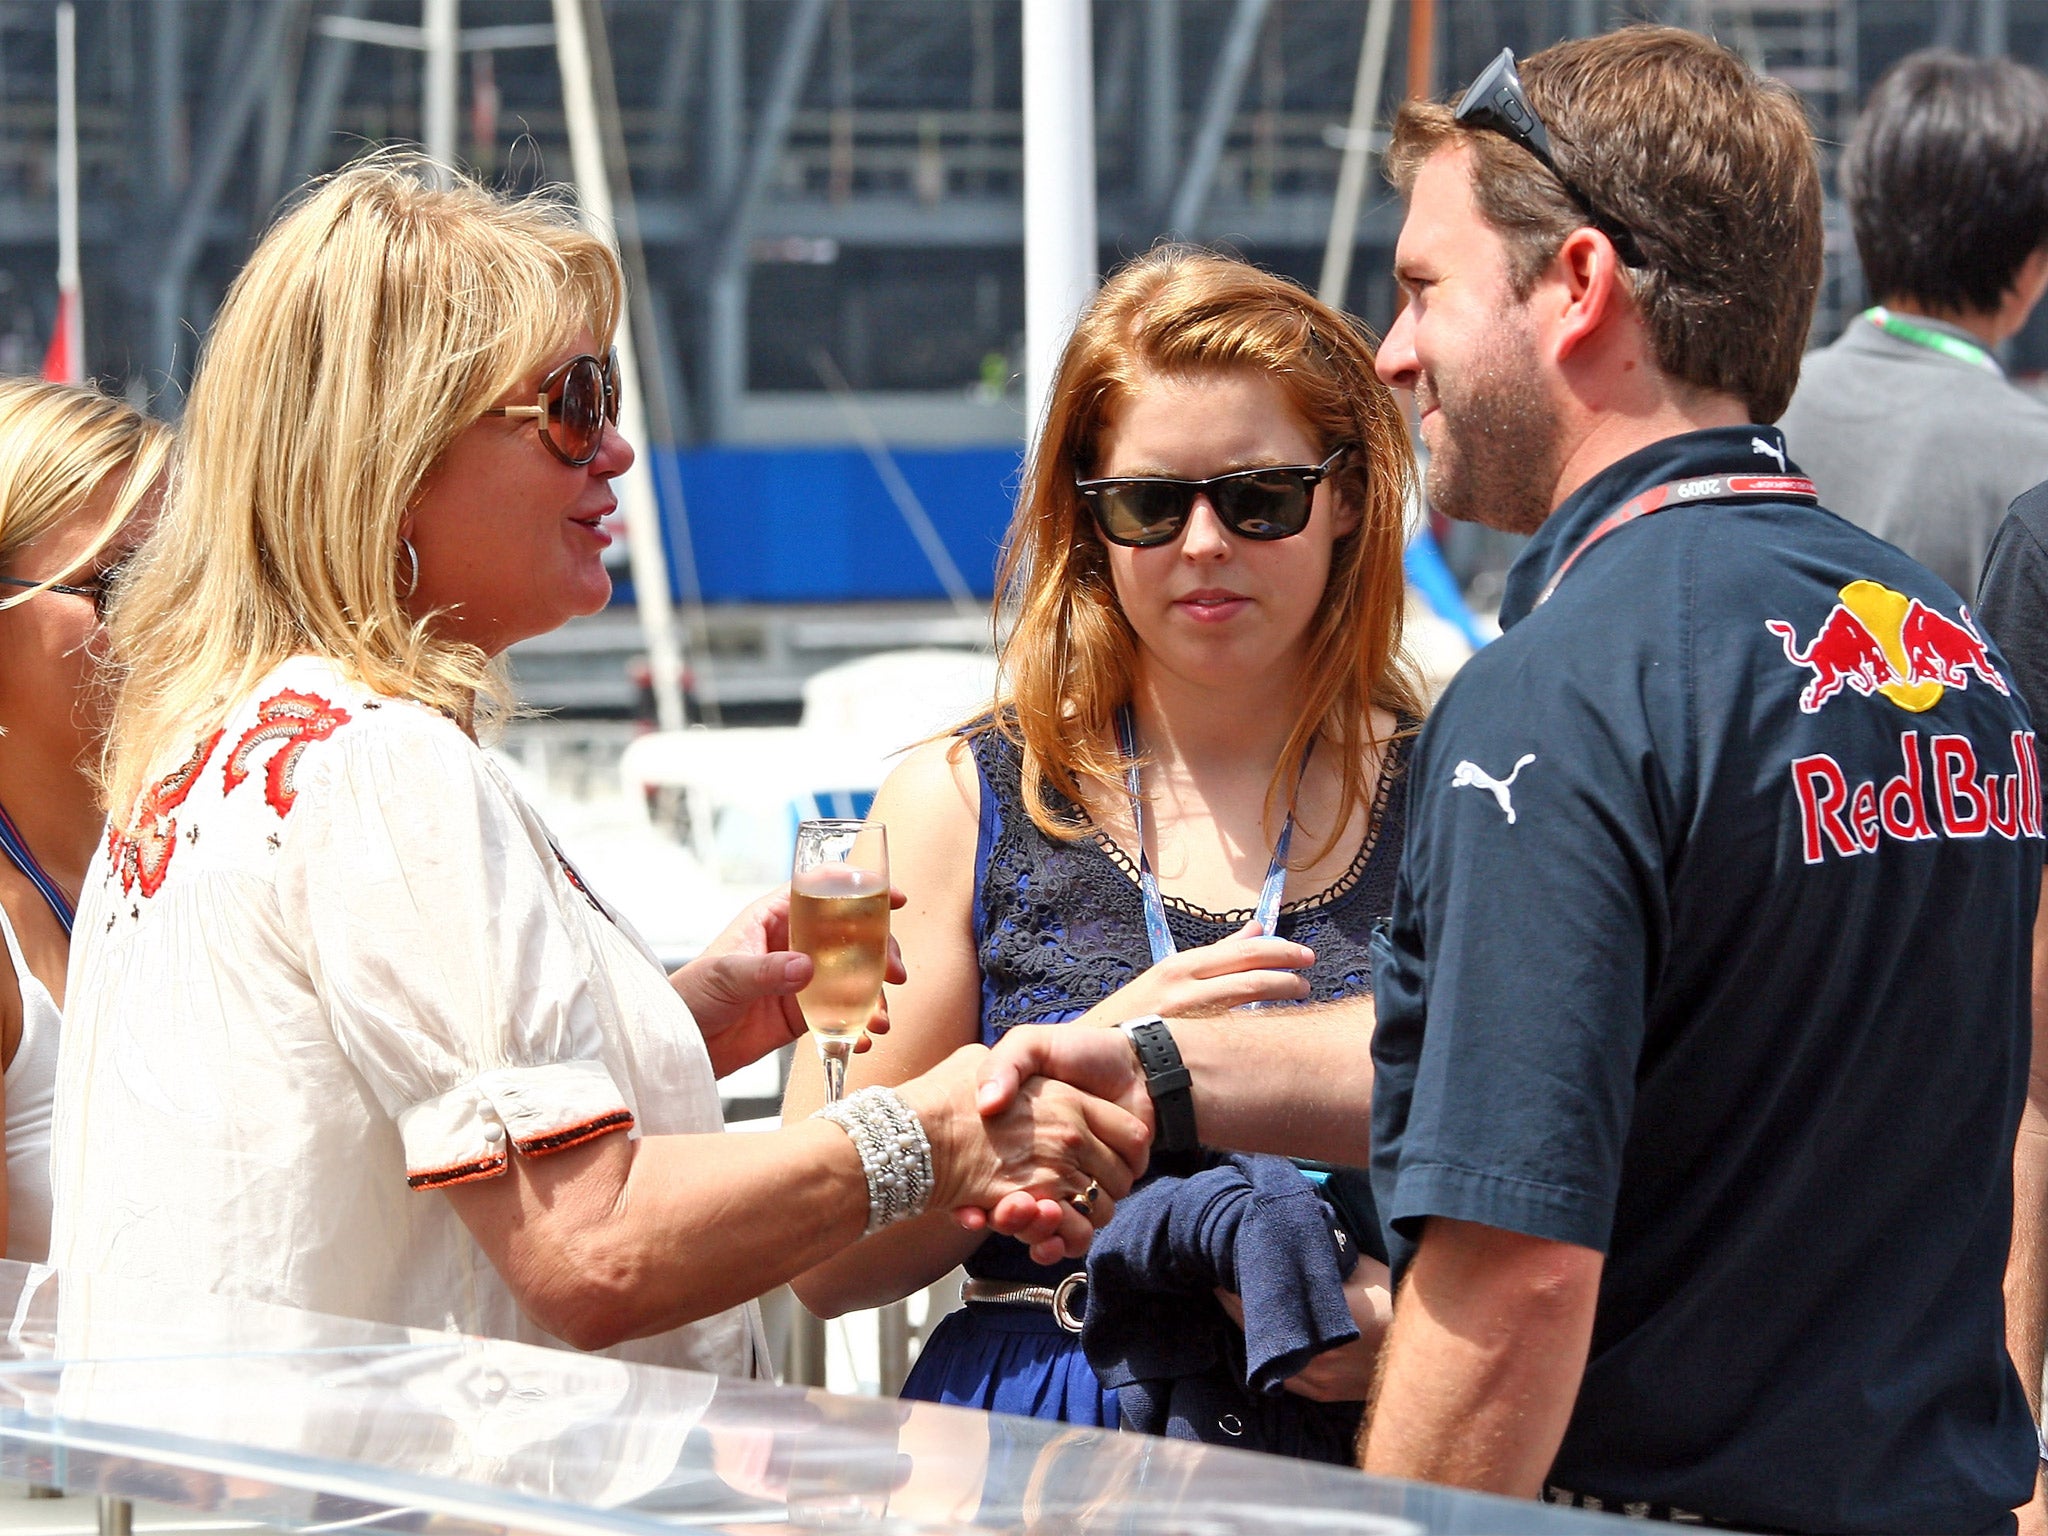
[0,558,125,622]
[482,349,621,466]
[1077,449,1348,549]
[1455,47,1647,269]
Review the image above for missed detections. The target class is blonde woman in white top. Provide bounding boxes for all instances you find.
[0,380,169,1264]
[52,159,1146,1372]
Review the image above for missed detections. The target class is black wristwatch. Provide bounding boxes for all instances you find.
[1119,1014,1199,1153]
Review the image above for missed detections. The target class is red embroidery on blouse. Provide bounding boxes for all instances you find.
[223,690,351,817]
[111,731,222,898]
[550,841,608,919]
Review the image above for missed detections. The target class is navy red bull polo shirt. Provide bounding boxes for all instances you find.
[1370,426,2040,1534]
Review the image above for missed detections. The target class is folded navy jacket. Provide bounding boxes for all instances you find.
[1079,1153,1366,1462]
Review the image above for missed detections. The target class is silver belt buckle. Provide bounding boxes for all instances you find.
[1051,1271,1088,1334]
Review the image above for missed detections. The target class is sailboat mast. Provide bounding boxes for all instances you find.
[553,0,687,732]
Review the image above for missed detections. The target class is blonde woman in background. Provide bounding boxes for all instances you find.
[0,380,169,1262]
[51,159,1146,1368]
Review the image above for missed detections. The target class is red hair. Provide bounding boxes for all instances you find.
[989,247,1422,857]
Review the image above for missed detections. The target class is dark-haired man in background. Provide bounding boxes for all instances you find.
[1780,51,2048,597]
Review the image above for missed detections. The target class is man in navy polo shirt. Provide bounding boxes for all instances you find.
[1361,27,2041,1534]
[969,25,2040,1532]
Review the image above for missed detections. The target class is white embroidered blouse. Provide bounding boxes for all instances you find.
[50,655,766,1375]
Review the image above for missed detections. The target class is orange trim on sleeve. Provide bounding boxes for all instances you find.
[407,1152,509,1190]
[514,1109,635,1158]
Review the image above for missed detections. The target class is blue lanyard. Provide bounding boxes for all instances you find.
[1115,704,1308,965]
[0,799,73,936]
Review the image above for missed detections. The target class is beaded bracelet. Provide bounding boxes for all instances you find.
[812,1086,936,1236]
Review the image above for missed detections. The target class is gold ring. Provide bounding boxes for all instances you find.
[1068,1181,1102,1218]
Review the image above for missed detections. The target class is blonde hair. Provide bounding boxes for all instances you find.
[994,247,1423,859]
[0,378,169,605]
[103,155,622,821]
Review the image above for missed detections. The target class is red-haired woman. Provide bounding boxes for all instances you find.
[785,248,1423,1428]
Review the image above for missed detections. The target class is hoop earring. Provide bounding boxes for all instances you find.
[399,537,420,599]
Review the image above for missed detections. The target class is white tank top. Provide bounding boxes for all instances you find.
[0,898,57,1263]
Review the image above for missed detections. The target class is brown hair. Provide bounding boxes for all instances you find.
[990,247,1422,859]
[1386,26,1823,423]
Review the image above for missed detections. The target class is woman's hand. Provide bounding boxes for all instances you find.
[1214,1256,1392,1403]
[1069,921,1314,1027]
[898,1044,1151,1265]
[674,886,908,1079]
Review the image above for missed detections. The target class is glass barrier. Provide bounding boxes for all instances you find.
[0,1261,1621,1536]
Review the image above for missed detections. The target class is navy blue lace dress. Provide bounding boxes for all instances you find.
[899,723,1411,1425]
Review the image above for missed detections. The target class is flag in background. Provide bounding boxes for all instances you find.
[41,289,79,384]
[45,3,81,385]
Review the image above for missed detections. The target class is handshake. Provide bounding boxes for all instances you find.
[680,888,1187,1258]
[894,1026,1164,1265]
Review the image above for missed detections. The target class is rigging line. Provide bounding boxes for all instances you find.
[810,348,980,617]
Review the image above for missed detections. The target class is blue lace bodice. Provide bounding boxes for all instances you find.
[969,725,1410,1040]
[960,722,1410,1285]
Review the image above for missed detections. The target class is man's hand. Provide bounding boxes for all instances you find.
[1217,1257,1393,1403]
[958,1023,1159,1263]
[897,1045,1151,1263]
[972,1022,1156,1124]
[674,886,907,1079]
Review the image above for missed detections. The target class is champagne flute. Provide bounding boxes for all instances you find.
[788,818,890,1105]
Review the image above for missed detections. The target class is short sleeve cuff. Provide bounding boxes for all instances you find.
[1388,1161,1614,1255]
[398,1060,635,1191]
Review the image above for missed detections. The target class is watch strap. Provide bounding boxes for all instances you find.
[1120,1015,1199,1153]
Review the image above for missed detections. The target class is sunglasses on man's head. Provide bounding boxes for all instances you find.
[1455,47,1647,269]
[1076,448,1348,549]
[0,557,126,622]
[482,349,621,466]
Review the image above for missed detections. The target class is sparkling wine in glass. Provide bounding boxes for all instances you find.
[789,818,890,1105]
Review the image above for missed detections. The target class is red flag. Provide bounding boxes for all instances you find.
[41,289,78,384]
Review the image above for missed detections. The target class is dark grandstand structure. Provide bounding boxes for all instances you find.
[2,0,2045,445]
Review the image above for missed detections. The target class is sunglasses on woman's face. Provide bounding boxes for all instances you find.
[481,349,622,466]
[1076,448,1348,548]
[0,556,126,622]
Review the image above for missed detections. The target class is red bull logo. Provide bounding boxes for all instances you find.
[1792,730,2040,863]
[1766,581,2009,714]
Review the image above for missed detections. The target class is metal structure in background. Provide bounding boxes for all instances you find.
[1165,0,1270,239]
[3,0,2047,426]
[1694,0,1859,335]
[1318,0,1396,309]
[702,0,830,444]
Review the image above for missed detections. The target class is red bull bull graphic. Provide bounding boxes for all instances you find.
[1767,581,2010,714]
[1791,730,2040,863]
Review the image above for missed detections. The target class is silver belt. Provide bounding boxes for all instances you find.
[961,1273,1088,1333]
